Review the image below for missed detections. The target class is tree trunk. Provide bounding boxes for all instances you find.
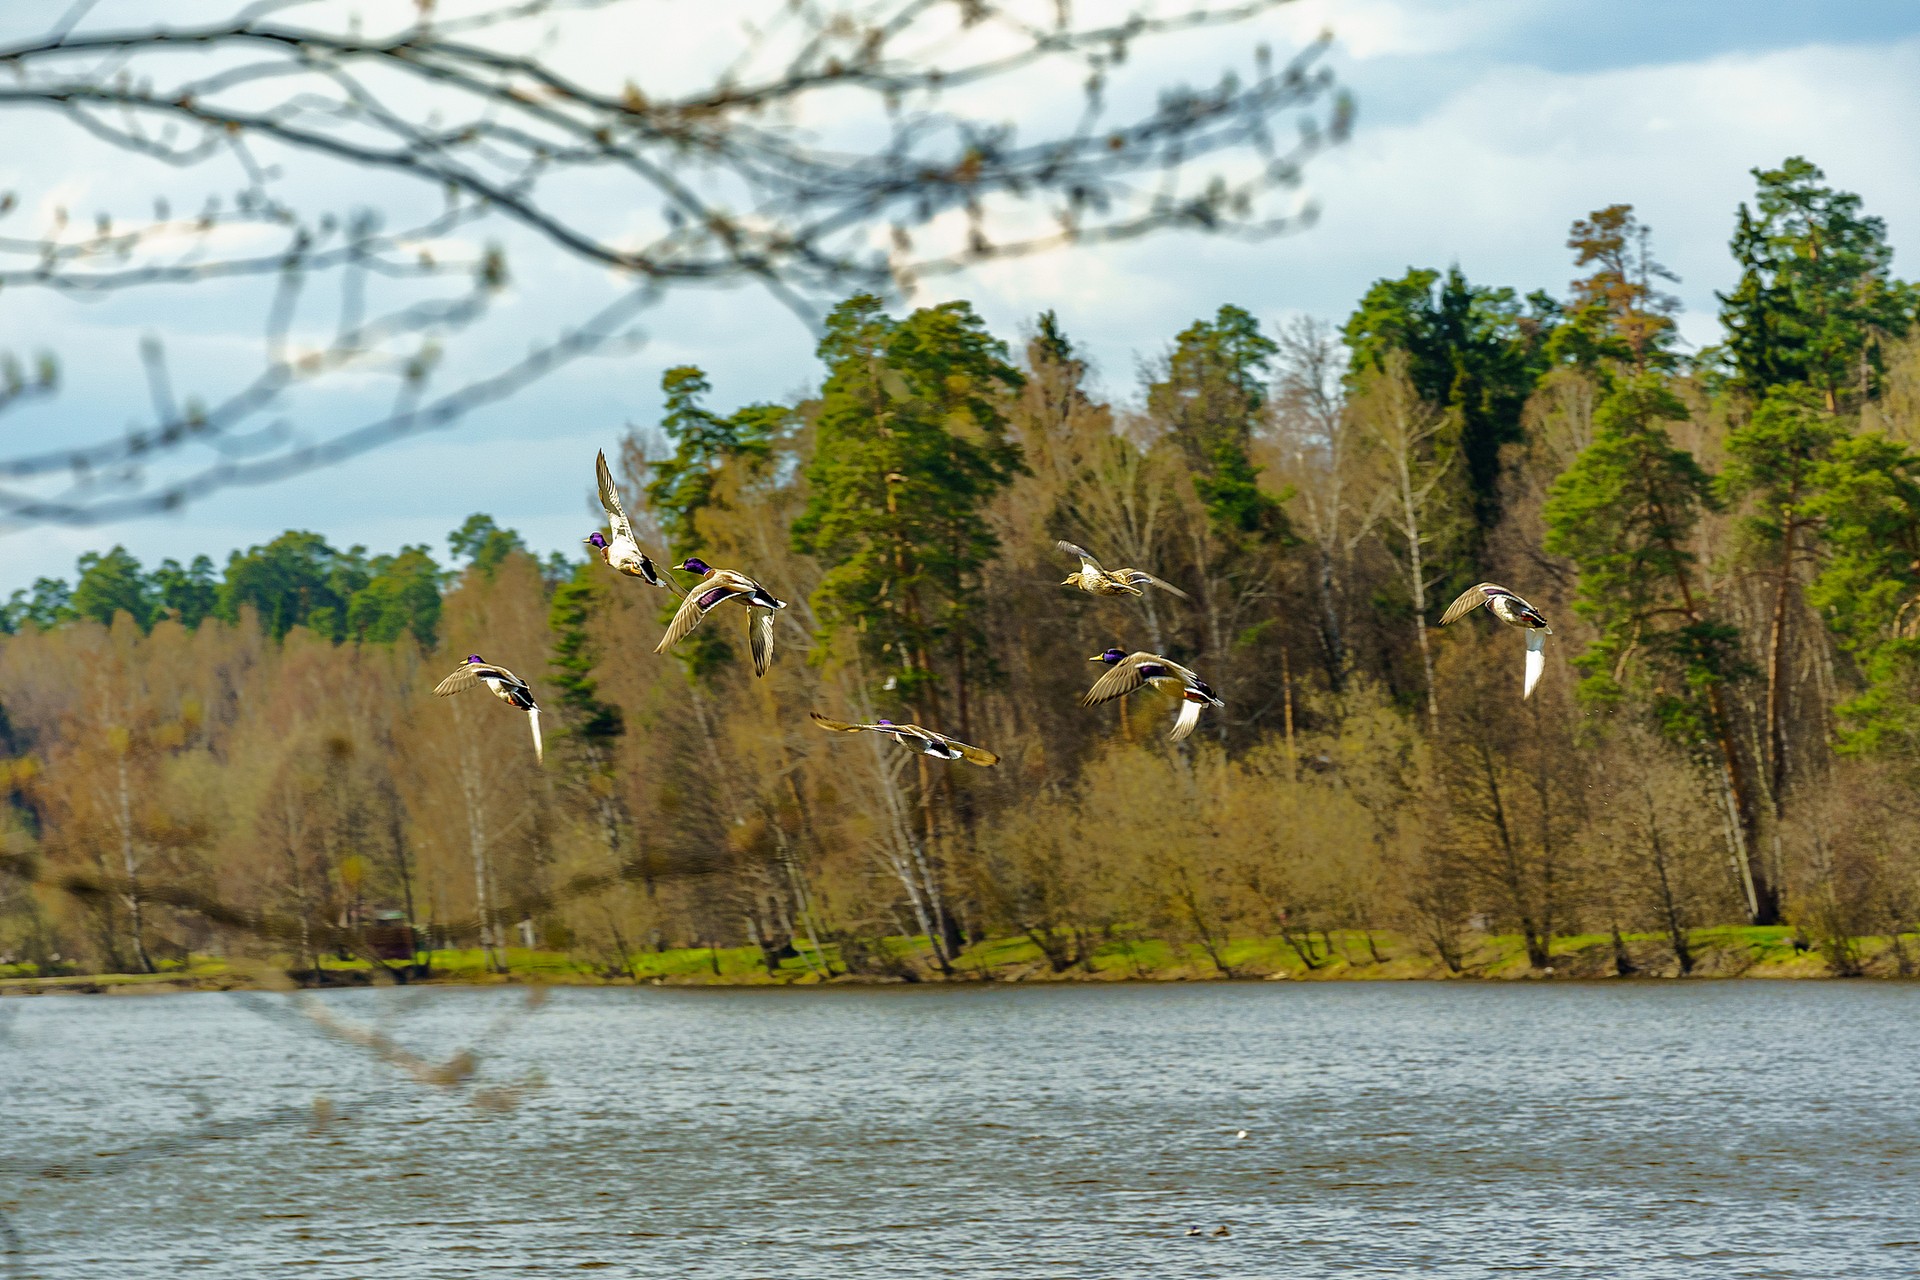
[1642,785,1694,975]
[1764,508,1799,819]
[1397,451,1440,735]
[115,750,154,974]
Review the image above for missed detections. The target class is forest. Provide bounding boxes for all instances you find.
[5,154,1920,983]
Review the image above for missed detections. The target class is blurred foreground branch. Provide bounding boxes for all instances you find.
[0,0,1347,524]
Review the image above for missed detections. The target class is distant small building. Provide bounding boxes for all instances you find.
[365,911,419,962]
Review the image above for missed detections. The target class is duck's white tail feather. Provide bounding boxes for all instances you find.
[749,608,774,676]
[1170,698,1204,742]
[528,708,544,763]
[1523,629,1546,700]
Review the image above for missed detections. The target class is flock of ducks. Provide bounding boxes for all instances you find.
[434,451,1557,762]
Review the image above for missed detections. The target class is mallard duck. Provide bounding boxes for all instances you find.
[1082,647,1223,742]
[809,712,999,766]
[1439,582,1553,699]
[432,655,542,762]
[587,449,682,595]
[1055,540,1190,600]
[655,558,788,676]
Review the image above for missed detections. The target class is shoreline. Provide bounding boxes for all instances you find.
[5,925,1916,994]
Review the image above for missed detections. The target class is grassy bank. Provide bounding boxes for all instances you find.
[4,925,1917,994]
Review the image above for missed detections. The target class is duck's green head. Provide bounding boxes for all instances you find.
[466,654,484,665]
[586,531,608,549]
[1090,647,1125,665]
[677,557,712,575]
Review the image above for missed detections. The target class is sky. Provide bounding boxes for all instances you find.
[3,0,1919,592]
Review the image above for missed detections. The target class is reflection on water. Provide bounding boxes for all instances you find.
[4,982,1919,1278]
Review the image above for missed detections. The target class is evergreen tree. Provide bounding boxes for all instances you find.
[1720,386,1847,807]
[547,560,623,744]
[1550,203,1681,376]
[345,545,444,646]
[1805,433,1920,754]
[643,366,788,679]
[645,366,780,558]
[219,530,352,640]
[2,577,73,632]
[1717,156,1915,410]
[792,294,1023,716]
[448,514,527,577]
[1544,375,1774,923]
[150,555,219,629]
[71,547,155,630]
[1345,265,1558,541]
[1147,304,1286,542]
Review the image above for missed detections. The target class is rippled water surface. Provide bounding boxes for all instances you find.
[4,981,1919,1278]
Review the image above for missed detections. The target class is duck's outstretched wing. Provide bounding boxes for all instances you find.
[656,580,743,653]
[435,663,516,696]
[527,708,544,763]
[1081,654,1159,706]
[940,734,1000,767]
[1128,570,1191,601]
[749,608,774,677]
[809,712,876,734]
[1169,699,1204,742]
[1523,628,1547,700]
[596,449,637,544]
[1439,582,1502,627]
[1056,539,1106,573]
[655,590,709,653]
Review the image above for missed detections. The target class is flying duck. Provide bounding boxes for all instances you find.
[587,449,682,595]
[1082,648,1223,742]
[808,712,999,766]
[1438,582,1553,699]
[655,558,788,676]
[432,655,543,762]
[1055,540,1190,600]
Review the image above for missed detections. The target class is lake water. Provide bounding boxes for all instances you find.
[3,981,1918,1278]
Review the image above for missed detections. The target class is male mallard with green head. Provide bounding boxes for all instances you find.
[433,655,543,762]
[655,558,788,676]
[1438,582,1553,699]
[1056,540,1190,600]
[1082,647,1223,742]
[809,712,999,766]
[587,449,682,595]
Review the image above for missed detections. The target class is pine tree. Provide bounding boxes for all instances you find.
[150,555,219,629]
[219,531,352,640]
[1551,203,1681,376]
[2,577,74,632]
[344,545,444,646]
[646,366,779,557]
[643,365,787,680]
[792,295,1024,719]
[447,514,528,577]
[1720,386,1846,810]
[1544,375,1774,923]
[72,547,156,630]
[1805,433,1920,754]
[1345,266,1558,546]
[547,560,623,744]
[1718,156,1916,410]
[1148,304,1286,542]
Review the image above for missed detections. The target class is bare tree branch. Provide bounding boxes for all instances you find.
[0,0,1348,523]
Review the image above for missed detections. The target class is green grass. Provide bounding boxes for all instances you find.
[7,924,1918,992]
